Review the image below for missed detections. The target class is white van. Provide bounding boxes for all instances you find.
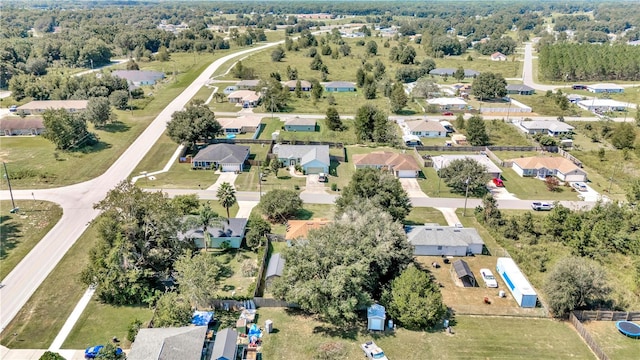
[531,202,553,211]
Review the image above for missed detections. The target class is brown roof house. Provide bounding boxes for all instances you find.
[227,90,261,108]
[508,156,587,182]
[404,120,447,138]
[0,117,45,136]
[17,100,88,115]
[285,218,332,240]
[352,151,421,178]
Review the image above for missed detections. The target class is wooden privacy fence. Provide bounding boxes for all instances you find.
[574,310,640,322]
[569,312,610,360]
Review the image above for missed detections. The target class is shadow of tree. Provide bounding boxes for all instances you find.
[75,141,113,154]
[100,121,131,133]
[295,208,314,220]
[0,216,21,260]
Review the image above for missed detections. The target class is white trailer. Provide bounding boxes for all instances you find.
[496,257,537,308]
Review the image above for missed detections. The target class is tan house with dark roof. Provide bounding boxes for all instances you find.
[286,219,331,240]
[404,120,447,138]
[352,151,421,178]
[17,100,88,115]
[508,156,587,182]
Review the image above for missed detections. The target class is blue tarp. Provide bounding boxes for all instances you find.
[248,323,262,341]
[191,311,214,326]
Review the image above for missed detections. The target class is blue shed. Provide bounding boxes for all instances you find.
[367,304,386,331]
[496,257,537,308]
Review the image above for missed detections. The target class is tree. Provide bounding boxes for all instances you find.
[472,72,507,101]
[610,122,636,149]
[465,115,490,146]
[389,83,408,114]
[126,59,140,70]
[545,176,560,192]
[167,99,222,150]
[156,46,170,61]
[153,291,192,327]
[627,179,640,205]
[271,203,413,325]
[339,43,351,56]
[42,109,97,150]
[39,352,65,360]
[474,193,503,226]
[174,250,225,308]
[85,97,113,127]
[294,79,302,98]
[171,194,200,215]
[270,157,281,176]
[245,214,271,251]
[259,189,303,223]
[310,53,323,70]
[544,256,610,317]
[356,68,366,88]
[271,46,285,62]
[336,168,411,222]
[365,40,378,55]
[453,66,465,81]
[259,77,289,112]
[383,264,446,330]
[96,343,126,360]
[439,158,491,197]
[310,79,323,101]
[411,77,438,98]
[325,107,343,131]
[354,104,391,143]
[109,90,129,110]
[455,113,465,129]
[216,182,236,222]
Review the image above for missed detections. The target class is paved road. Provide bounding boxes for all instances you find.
[0,41,283,332]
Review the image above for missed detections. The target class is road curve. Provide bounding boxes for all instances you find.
[0,41,282,332]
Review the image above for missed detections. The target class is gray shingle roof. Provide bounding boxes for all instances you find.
[179,218,248,240]
[453,259,475,279]
[406,225,485,247]
[519,120,573,132]
[211,328,238,360]
[323,81,355,88]
[266,253,285,278]
[273,145,330,166]
[429,68,480,77]
[506,84,535,92]
[284,117,316,126]
[128,326,207,360]
[192,144,250,164]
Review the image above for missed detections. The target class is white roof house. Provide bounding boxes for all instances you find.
[586,83,624,93]
[427,97,468,110]
[516,120,574,136]
[432,154,502,178]
[577,99,630,112]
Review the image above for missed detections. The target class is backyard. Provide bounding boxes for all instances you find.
[582,320,640,360]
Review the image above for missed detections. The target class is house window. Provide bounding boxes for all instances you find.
[437,246,443,250]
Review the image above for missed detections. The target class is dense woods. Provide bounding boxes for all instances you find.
[538,43,640,81]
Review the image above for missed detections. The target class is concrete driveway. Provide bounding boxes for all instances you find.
[206,171,238,191]
[487,182,519,200]
[303,174,328,194]
[574,183,605,202]
[399,178,428,198]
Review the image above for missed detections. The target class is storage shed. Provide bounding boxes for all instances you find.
[496,257,537,308]
[367,304,386,331]
[452,260,477,287]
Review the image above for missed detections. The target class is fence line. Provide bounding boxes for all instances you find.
[452,305,548,318]
[558,147,583,167]
[253,235,272,298]
[574,310,640,322]
[569,312,610,360]
[414,145,556,152]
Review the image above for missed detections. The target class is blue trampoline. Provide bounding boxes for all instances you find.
[616,321,640,339]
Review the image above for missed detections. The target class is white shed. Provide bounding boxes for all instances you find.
[496,257,537,308]
[367,304,386,331]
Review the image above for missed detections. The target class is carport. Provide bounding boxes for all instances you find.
[452,259,477,287]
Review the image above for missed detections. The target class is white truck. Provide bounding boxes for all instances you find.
[361,341,388,360]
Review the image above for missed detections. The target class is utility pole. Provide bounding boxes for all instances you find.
[259,172,264,198]
[462,176,470,216]
[3,162,18,213]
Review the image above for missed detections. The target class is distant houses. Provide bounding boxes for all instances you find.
[323,81,356,92]
[404,120,447,138]
[283,80,312,92]
[0,117,45,136]
[491,52,507,61]
[112,70,165,87]
[273,144,330,174]
[506,84,535,95]
[577,99,629,112]
[515,120,574,137]
[17,100,88,115]
[429,68,480,78]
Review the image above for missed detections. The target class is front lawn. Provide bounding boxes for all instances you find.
[499,168,581,201]
[404,207,447,226]
[1,200,63,280]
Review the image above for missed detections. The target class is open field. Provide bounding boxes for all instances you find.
[260,117,359,144]
[62,302,153,350]
[0,200,62,280]
[0,223,99,348]
[258,307,594,359]
[0,52,229,190]
[582,320,640,360]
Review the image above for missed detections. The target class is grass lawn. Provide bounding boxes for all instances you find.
[62,301,153,350]
[214,249,260,298]
[0,200,62,280]
[234,165,306,193]
[330,145,401,190]
[0,223,99,348]
[583,321,640,360]
[134,161,220,189]
[258,307,593,359]
[417,167,464,198]
[404,207,447,226]
[500,168,581,201]
[510,93,589,117]
[1,52,230,190]
[262,117,360,144]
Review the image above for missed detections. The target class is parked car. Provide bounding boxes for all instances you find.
[442,111,454,116]
[480,268,498,288]
[318,173,328,182]
[572,182,588,192]
[572,84,587,90]
[9,105,17,112]
[361,341,388,360]
[492,178,504,187]
[85,345,123,359]
[531,202,553,211]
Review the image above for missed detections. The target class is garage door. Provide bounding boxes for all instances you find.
[222,164,241,172]
[397,170,416,178]
[564,174,585,182]
[306,167,325,174]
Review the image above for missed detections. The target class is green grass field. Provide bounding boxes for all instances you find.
[583,321,638,360]
[0,200,62,280]
[500,168,581,201]
[404,207,447,226]
[258,307,594,359]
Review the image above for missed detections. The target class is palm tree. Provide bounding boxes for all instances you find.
[198,203,218,252]
[216,182,236,223]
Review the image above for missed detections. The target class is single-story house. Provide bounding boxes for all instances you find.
[323,81,356,92]
[112,70,165,87]
[586,83,624,93]
[236,79,261,90]
[402,134,422,146]
[405,120,447,137]
[491,52,507,61]
[429,68,480,78]
[17,100,88,115]
[191,144,250,171]
[453,259,477,287]
[265,253,285,287]
[426,97,468,110]
[285,218,331,240]
[516,120,574,137]
[352,151,421,178]
[227,90,261,108]
[178,218,248,249]
[577,99,629,112]
[217,116,262,134]
[451,134,467,145]
[406,224,485,256]
[508,156,587,182]
[272,144,330,174]
[283,117,317,132]
[211,328,238,360]
[283,80,312,91]
[506,84,535,95]
[127,326,208,360]
[0,118,45,136]
[432,154,502,178]
[367,304,386,331]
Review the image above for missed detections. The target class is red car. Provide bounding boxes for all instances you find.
[492,178,504,187]
[442,111,454,116]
